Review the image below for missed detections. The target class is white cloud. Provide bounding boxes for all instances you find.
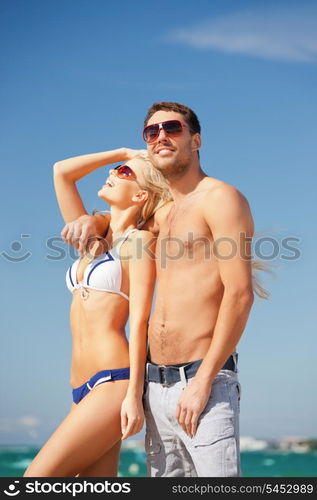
[18,416,40,428]
[0,415,40,433]
[168,5,317,63]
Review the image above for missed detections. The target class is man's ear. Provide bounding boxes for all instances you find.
[192,133,201,151]
[131,190,148,204]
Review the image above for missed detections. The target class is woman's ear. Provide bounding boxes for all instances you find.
[131,190,148,204]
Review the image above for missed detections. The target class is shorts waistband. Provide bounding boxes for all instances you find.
[145,354,237,386]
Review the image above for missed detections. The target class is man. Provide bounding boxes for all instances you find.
[63,102,254,477]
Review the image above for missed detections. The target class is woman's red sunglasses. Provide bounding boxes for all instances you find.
[142,120,189,143]
[112,164,143,187]
[113,164,136,180]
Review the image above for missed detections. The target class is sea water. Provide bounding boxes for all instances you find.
[1,446,317,477]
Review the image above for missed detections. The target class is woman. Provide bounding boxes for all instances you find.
[24,147,172,477]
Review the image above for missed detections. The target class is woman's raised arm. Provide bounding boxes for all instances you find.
[53,148,130,223]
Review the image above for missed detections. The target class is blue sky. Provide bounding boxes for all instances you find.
[1,0,316,445]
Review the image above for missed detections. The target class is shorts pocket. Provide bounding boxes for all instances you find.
[193,417,235,447]
[199,379,231,418]
[143,381,150,399]
[145,439,163,477]
[236,382,241,401]
[228,381,241,411]
[145,438,162,456]
[192,417,239,476]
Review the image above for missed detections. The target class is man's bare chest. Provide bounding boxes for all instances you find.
[156,207,213,260]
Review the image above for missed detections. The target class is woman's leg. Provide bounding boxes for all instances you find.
[24,379,128,477]
[77,440,121,477]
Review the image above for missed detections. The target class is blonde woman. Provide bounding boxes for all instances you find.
[24,148,171,477]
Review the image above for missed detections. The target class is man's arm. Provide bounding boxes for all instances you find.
[176,185,254,437]
[61,213,110,255]
[63,194,164,255]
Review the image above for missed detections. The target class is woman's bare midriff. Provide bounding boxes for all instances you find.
[69,289,130,388]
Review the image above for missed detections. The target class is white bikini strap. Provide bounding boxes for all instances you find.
[115,228,138,254]
[123,227,138,239]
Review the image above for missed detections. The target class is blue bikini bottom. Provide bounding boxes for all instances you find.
[72,367,130,404]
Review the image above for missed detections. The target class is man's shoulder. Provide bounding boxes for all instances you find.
[201,177,254,231]
[201,177,249,207]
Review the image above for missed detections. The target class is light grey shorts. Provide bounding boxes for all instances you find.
[144,369,241,477]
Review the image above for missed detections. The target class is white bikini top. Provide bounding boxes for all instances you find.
[66,228,137,300]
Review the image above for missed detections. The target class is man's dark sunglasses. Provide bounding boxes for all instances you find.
[142,120,189,143]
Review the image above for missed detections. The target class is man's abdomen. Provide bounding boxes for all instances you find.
[148,268,224,365]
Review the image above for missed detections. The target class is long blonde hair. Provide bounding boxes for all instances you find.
[251,258,275,300]
[134,153,173,225]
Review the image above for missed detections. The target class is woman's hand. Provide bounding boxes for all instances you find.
[54,148,136,224]
[120,394,145,440]
[123,148,148,161]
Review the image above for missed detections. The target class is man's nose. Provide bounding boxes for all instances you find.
[156,125,168,141]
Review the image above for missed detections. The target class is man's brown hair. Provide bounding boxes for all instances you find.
[144,101,201,135]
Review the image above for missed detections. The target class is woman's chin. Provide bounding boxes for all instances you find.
[98,189,108,201]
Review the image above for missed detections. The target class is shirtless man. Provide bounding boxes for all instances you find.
[63,102,254,477]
